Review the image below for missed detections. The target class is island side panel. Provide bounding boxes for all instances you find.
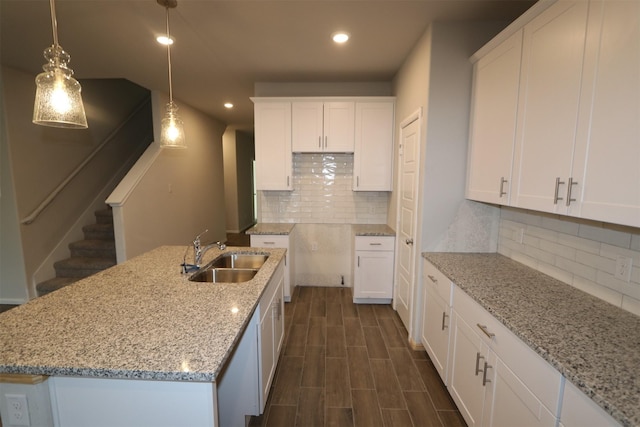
[49,377,217,427]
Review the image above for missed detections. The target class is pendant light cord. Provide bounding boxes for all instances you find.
[165,6,174,102]
[49,0,59,48]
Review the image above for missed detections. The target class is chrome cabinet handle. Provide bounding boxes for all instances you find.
[441,312,448,330]
[476,324,495,339]
[427,274,438,284]
[553,177,565,204]
[318,136,322,148]
[405,238,414,246]
[356,176,359,187]
[482,362,492,386]
[499,177,508,198]
[287,176,290,187]
[357,255,360,267]
[475,352,484,376]
[566,177,578,206]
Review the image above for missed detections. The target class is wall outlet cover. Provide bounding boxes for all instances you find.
[5,394,30,426]
[614,256,633,282]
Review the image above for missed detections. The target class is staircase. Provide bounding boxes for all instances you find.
[36,208,117,297]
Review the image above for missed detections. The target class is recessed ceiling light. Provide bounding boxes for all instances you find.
[156,35,174,45]
[224,103,234,109]
[332,32,350,44]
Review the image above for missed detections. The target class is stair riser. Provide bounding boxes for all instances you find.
[95,214,113,225]
[83,229,115,240]
[54,267,107,278]
[70,247,116,259]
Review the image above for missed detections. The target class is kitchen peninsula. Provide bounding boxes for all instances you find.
[0,245,286,426]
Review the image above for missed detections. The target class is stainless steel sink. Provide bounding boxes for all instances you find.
[209,253,268,269]
[189,268,258,283]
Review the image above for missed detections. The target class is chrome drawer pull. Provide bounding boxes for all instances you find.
[553,177,565,204]
[369,243,382,246]
[475,352,484,376]
[427,274,438,284]
[499,177,508,197]
[477,324,495,339]
[482,362,492,386]
[441,312,448,330]
[566,177,578,206]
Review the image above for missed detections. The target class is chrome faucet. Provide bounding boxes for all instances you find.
[193,230,226,267]
[181,230,226,274]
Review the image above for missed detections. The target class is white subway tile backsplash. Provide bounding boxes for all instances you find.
[259,153,389,224]
[498,208,640,317]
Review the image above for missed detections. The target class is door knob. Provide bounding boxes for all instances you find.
[405,238,414,245]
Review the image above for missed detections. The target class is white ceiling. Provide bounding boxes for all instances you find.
[0,0,534,129]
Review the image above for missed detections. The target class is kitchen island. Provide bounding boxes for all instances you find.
[0,245,286,426]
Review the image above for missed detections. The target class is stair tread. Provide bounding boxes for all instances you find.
[54,257,117,269]
[36,277,79,293]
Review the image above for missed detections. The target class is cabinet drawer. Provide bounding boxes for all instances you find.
[355,236,394,251]
[250,235,289,249]
[423,260,453,304]
[454,286,562,414]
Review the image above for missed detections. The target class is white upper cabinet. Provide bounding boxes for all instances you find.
[511,0,589,215]
[353,101,394,191]
[571,0,640,227]
[292,101,355,152]
[253,100,293,191]
[466,30,523,205]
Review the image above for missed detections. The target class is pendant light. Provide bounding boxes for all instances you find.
[33,0,87,129]
[158,0,186,149]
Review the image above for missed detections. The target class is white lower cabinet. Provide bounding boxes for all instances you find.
[559,380,621,427]
[258,261,285,411]
[217,260,285,426]
[449,286,562,427]
[353,236,395,303]
[251,234,294,302]
[421,260,453,384]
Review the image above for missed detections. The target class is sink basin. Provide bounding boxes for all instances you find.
[210,253,268,269]
[189,268,258,283]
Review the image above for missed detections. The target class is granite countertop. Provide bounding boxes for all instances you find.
[352,224,396,236]
[246,223,295,235]
[0,246,286,382]
[423,252,640,427]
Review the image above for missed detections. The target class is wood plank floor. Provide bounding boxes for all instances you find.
[249,286,466,427]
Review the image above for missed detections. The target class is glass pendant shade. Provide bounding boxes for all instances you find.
[33,4,87,130]
[160,101,186,148]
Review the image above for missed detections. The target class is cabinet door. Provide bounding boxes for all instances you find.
[324,102,355,152]
[259,292,275,412]
[292,102,323,152]
[254,102,292,190]
[484,355,557,427]
[449,313,489,427]
[273,269,285,357]
[421,287,451,384]
[250,235,292,302]
[353,101,394,191]
[466,30,522,205]
[571,0,640,227]
[512,1,588,214]
[354,250,394,299]
[560,380,621,427]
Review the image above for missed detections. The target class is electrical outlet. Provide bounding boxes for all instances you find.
[311,242,318,251]
[615,256,633,282]
[5,394,30,426]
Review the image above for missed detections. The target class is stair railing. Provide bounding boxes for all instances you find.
[20,97,151,225]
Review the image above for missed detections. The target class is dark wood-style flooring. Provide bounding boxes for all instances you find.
[249,286,465,427]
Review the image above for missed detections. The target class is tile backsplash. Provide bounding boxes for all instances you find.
[498,207,640,316]
[258,153,390,224]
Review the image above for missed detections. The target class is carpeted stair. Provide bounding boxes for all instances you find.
[36,207,117,297]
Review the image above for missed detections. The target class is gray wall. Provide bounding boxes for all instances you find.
[1,67,151,300]
[223,128,255,234]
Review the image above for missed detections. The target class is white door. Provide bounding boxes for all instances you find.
[394,112,420,332]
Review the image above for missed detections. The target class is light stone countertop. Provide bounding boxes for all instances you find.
[245,223,295,235]
[423,252,640,427]
[352,224,396,236]
[0,246,286,382]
